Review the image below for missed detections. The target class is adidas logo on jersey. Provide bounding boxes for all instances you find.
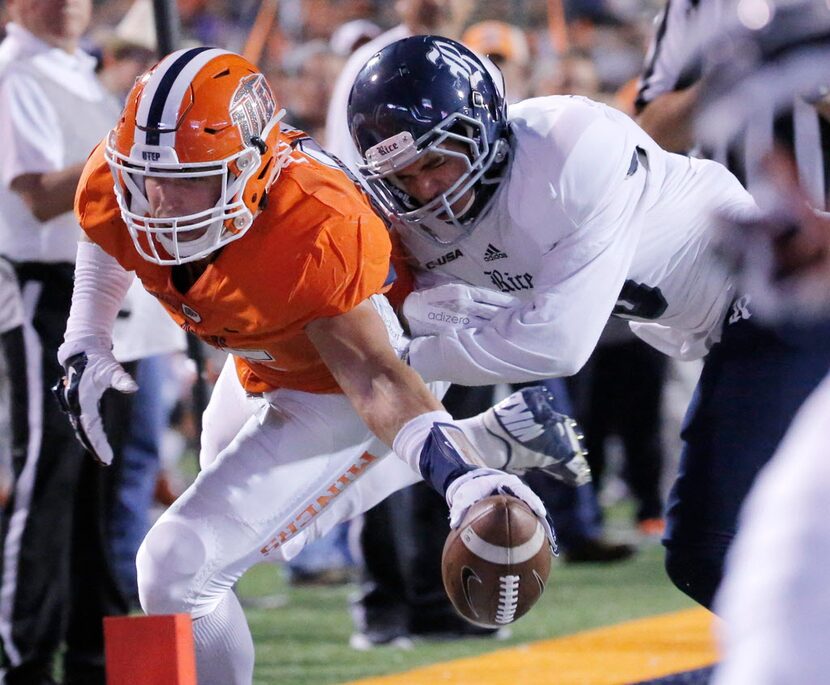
[483,243,508,262]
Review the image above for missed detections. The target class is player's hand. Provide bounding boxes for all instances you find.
[53,349,137,465]
[714,150,830,321]
[402,283,517,337]
[484,386,592,486]
[445,467,557,552]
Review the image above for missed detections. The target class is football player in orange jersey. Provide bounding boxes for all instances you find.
[51,48,583,683]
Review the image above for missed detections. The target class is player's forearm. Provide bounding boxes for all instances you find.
[636,84,701,153]
[306,299,445,446]
[347,358,445,446]
[10,162,87,223]
[58,241,133,363]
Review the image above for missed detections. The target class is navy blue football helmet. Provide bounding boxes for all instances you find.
[348,35,510,244]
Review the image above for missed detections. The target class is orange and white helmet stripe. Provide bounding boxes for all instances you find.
[134,46,230,150]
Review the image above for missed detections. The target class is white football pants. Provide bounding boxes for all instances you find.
[136,295,449,619]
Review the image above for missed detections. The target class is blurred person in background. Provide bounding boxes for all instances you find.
[682,2,830,682]
[177,0,244,49]
[95,35,156,101]
[462,20,531,102]
[531,49,603,100]
[635,0,830,609]
[104,282,187,608]
[329,18,382,58]
[277,39,342,141]
[0,258,23,509]
[0,0,126,681]
[565,318,668,537]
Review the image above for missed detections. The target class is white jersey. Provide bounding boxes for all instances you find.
[404,96,755,385]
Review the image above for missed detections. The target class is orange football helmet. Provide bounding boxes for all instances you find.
[105,48,290,264]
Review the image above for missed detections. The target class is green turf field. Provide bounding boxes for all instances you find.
[238,539,697,685]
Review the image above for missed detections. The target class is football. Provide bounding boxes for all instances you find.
[441,494,552,628]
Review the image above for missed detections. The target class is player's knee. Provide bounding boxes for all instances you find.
[137,517,209,615]
[664,544,726,611]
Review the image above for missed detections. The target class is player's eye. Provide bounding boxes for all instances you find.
[425,155,446,170]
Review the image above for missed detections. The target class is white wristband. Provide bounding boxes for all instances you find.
[58,241,134,365]
[392,410,453,472]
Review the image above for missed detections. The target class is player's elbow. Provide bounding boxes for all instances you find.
[547,357,584,378]
[529,357,585,380]
[543,343,591,379]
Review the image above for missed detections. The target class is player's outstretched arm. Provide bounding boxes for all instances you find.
[305,299,555,545]
[53,236,137,465]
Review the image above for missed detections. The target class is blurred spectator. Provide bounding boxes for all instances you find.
[329,18,381,58]
[532,50,602,99]
[519,379,636,564]
[462,20,531,101]
[96,35,156,100]
[177,0,245,50]
[109,0,157,52]
[277,39,342,139]
[0,0,126,681]
[0,257,23,509]
[566,318,668,536]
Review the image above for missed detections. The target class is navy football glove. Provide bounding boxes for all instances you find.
[483,386,592,487]
[53,350,137,465]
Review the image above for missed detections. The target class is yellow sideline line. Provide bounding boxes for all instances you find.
[345,608,718,685]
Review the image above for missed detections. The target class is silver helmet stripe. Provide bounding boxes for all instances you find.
[135,47,231,150]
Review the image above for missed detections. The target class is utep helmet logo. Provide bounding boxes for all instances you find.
[230,74,276,145]
[426,39,484,88]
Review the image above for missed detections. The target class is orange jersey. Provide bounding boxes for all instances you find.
[76,135,392,394]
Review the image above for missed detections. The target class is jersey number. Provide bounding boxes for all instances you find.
[613,280,668,320]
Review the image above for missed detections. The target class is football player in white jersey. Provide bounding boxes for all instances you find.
[345,35,807,611]
[687,1,830,682]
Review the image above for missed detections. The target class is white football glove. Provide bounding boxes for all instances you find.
[446,467,557,553]
[402,283,518,337]
[53,347,137,465]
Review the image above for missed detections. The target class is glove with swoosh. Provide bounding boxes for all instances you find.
[53,345,137,465]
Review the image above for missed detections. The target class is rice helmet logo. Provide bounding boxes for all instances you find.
[230,74,276,144]
[426,39,485,88]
